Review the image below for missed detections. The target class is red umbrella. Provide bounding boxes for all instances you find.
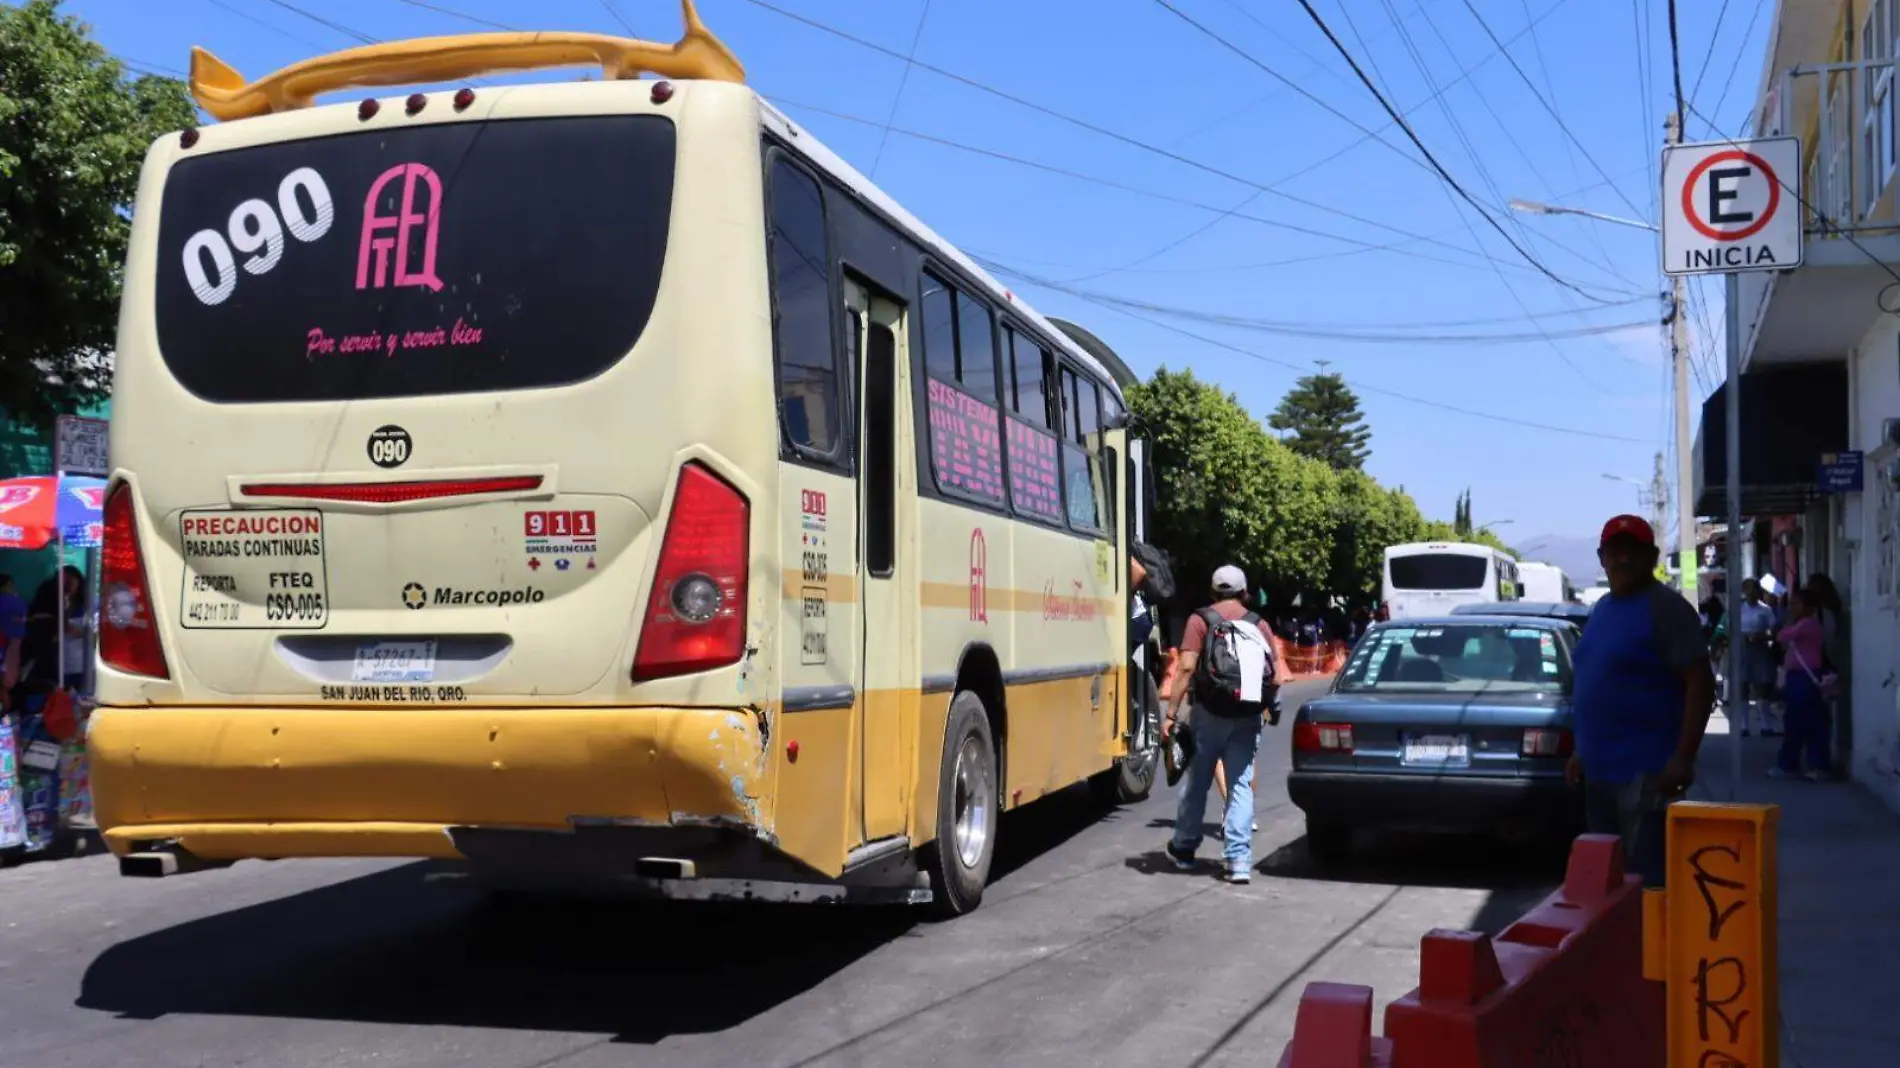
[0,475,106,551]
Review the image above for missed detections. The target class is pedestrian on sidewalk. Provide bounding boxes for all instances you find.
[1771,588,1837,783]
[1161,565,1280,884]
[1736,579,1782,737]
[1567,515,1716,888]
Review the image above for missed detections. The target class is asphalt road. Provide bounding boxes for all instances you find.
[0,680,1563,1067]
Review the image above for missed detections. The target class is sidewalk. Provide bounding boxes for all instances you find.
[1697,713,1900,1068]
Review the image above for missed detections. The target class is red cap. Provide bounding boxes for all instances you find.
[1600,514,1655,546]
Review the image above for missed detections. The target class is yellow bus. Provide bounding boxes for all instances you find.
[89,1,1161,915]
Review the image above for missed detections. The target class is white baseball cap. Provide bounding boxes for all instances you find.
[1211,565,1248,595]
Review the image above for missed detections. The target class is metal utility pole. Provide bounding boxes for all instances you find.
[1667,112,1698,602]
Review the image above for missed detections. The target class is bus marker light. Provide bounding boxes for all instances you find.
[787,740,799,762]
[405,93,427,115]
[453,87,475,111]
[180,128,201,149]
[358,98,379,121]
[650,80,674,104]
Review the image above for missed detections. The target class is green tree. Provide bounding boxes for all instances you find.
[0,0,195,425]
[1268,368,1372,471]
[1325,470,1424,602]
[1126,368,1338,604]
[1452,488,1474,536]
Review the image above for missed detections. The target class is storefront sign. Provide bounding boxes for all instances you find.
[1819,450,1863,493]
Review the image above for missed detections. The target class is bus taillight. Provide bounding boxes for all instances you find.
[631,463,749,682]
[99,483,170,680]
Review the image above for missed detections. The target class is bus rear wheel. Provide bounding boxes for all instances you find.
[923,691,997,918]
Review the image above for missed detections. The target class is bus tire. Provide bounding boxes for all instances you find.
[923,691,997,918]
[1091,670,1160,805]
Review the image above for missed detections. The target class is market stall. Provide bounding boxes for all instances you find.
[0,474,102,864]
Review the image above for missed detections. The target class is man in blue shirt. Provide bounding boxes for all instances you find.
[1567,515,1714,888]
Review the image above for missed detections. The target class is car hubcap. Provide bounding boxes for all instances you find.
[952,734,992,870]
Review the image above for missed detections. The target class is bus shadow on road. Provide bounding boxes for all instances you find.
[74,787,1126,1044]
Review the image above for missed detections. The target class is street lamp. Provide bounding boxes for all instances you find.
[1508,198,1659,232]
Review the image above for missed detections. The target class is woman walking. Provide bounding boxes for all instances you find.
[1770,588,1834,782]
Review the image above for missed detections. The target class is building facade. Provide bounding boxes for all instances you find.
[1697,0,1900,810]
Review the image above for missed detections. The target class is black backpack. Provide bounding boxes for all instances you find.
[1193,607,1274,717]
[1131,541,1175,602]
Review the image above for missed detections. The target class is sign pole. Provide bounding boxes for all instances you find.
[1724,272,1745,797]
[1667,113,1699,602]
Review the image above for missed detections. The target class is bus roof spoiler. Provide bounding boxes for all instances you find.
[188,0,744,122]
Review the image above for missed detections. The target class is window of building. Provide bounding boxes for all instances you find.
[768,157,839,455]
[1864,0,1894,208]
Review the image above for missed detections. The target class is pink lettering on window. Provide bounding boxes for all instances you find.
[357,163,445,293]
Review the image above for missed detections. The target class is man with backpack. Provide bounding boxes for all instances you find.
[1162,564,1281,883]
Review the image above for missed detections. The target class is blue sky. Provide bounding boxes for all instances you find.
[68,0,1772,547]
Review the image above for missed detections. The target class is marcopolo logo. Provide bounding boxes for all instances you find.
[432,585,545,608]
[401,582,545,609]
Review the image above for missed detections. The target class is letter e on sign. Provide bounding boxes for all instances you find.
[1661,137,1803,276]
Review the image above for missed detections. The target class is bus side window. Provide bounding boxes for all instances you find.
[865,321,897,576]
[1059,366,1103,532]
[767,157,841,457]
[919,269,1004,505]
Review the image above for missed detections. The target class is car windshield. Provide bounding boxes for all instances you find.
[1336,622,1568,694]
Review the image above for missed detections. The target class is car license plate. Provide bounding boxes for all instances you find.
[1402,733,1469,767]
[352,640,438,683]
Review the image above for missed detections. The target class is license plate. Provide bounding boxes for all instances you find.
[1402,733,1469,767]
[352,640,438,683]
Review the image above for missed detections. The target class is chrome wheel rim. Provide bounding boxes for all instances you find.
[952,734,992,870]
[1127,700,1161,784]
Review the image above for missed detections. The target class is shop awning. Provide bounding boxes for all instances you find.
[1693,362,1848,517]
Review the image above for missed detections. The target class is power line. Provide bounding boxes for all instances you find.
[1078,0,1576,283]
[1700,0,1768,137]
[1664,0,1689,122]
[1022,278,1651,443]
[390,0,512,30]
[868,0,933,180]
[1687,0,1735,104]
[980,262,1652,344]
[1288,0,1625,304]
[200,0,328,51]
[257,0,378,45]
[1455,0,1653,224]
[739,0,1635,294]
[770,94,1606,282]
[1374,0,1622,390]
[597,0,637,35]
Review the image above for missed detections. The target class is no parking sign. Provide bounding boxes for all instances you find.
[1661,137,1803,276]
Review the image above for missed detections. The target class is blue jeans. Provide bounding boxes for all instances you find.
[1583,774,1668,888]
[1171,707,1261,871]
[1778,671,1832,775]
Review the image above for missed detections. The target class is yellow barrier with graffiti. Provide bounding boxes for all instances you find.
[1642,802,1781,1068]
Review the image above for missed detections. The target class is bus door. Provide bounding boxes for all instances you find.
[845,278,911,844]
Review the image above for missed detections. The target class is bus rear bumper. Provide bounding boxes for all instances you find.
[89,704,779,869]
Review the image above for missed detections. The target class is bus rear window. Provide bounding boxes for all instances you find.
[1389,554,1489,591]
[153,115,675,403]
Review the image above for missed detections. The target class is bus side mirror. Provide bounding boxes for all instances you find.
[1516,582,1527,598]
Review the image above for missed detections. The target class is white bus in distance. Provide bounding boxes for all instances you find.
[1516,561,1576,604]
[1381,542,1522,620]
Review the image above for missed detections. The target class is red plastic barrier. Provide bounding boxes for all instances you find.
[1273,636,1350,680]
[1383,834,1663,1068]
[1276,835,1665,1068]
[1277,983,1393,1068]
